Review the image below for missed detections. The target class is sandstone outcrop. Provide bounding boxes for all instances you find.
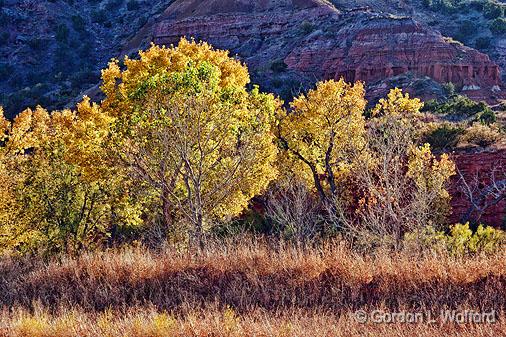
[153,0,504,102]
[285,17,501,89]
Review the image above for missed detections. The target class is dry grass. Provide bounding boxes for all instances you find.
[0,239,505,336]
[0,306,504,337]
[1,239,505,312]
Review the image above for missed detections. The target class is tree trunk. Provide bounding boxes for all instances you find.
[162,188,173,235]
[195,211,205,251]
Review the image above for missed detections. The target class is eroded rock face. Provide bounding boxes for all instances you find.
[153,0,503,102]
[286,17,501,89]
[154,0,335,64]
[450,149,506,228]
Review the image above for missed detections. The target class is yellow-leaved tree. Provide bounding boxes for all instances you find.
[275,83,455,248]
[277,79,367,204]
[0,107,13,251]
[100,39,278,246]
[0,101,142,255]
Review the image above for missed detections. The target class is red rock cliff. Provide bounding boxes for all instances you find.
[286,17,501,89]
[450,149,506,227]
[153,0,503,102]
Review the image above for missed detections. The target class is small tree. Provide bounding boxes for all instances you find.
[266,176,324,243]
[277,79,367,206]
[0,102,142,255]
[332,89,456,249]
[101,39,278,247]
[457,166,506,224]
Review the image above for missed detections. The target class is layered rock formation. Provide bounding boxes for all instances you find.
[154,0,334,66]
[153,0,504,102]
[285,18,501,89]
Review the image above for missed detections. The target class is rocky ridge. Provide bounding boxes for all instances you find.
[152,0,505,103]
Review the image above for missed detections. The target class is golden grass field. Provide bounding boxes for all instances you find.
[1,239,505,336]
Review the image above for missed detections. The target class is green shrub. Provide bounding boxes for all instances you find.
[478,109,496,125]
[483,2,504,19]
[490,18,506,34]
[422,123,464,151]
[424,0,461,13]
[407,223,505,255]
[442,82,456,97]
[270,59,288,73]
[55,24,69,43]
[447,223,505,255]
[456,20,478,41]
[421,99,439,113]
[300,20,315,34]
[0,31,8,44]
[432,95,492,117]
[475,36,491,50]
[71,15,86,32]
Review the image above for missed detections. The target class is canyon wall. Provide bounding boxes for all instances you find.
[285,18,501,89]
[153,0,504,102]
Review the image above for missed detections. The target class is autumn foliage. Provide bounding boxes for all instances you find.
[0,38,504,337]
[100,40,278,245]
[0,38,480,255]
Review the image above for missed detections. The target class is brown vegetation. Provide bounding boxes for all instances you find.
[0,239,505,335]
[1,239,505,313]
[1,306,505,337]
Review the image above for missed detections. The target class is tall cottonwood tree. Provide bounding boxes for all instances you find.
[100,39,278,245]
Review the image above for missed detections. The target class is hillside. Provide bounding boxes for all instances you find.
[1,0,505,117]
[0,0,176,118]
